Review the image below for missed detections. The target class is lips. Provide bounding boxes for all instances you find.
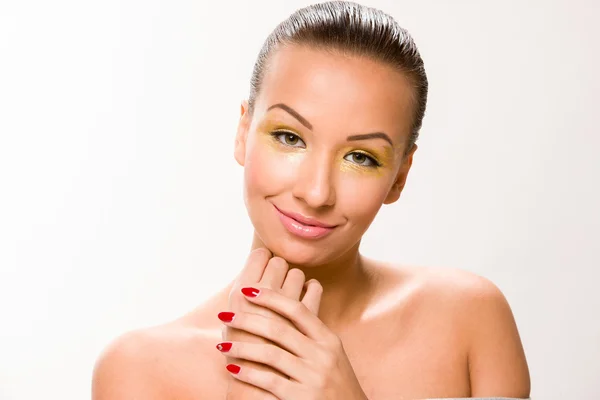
[273,204,338,240]
[273,205,337,228]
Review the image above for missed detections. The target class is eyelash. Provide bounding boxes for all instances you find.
[270,130,382,168]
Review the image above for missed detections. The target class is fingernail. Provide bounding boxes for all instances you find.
[226,363,241,374]
[218,312,235,322]
[241,287,260,297]
[216,342,232,352]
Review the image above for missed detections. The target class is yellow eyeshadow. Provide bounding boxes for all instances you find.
[339,158,385,176]
[262,132,305,163]
[373,146,396,164]
[257,120,400,174]
[264,132,303,153]
[257,120,299,136]
[344,146,394,167]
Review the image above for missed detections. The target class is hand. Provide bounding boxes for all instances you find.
[225,249,320,336]
[216,285,369,400]
[223,249,321,399]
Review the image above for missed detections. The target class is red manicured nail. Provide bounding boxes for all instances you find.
[226,363,241,374]
[216,342,232,352]
[241,287,260,297]
[218,312,235,322]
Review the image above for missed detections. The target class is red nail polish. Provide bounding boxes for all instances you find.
[216,342,232,352]
[218,312,235,322]
[226,363,241,374]
[241,287,260,297]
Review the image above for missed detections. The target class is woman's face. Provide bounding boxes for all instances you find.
[235,44,417,266]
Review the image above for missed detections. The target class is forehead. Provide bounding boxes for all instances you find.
[255,44,414,142]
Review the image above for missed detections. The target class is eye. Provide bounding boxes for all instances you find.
[344,152,380,168]
[272,131,306,148]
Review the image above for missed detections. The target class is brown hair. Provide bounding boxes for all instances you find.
[247,1,428,154]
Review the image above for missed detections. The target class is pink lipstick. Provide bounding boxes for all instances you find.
[273,204,337,239]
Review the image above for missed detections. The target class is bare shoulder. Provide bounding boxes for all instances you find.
[377,261,523,318]
[380,262,531,397]
[369,260,509,308]
[92,315,228,399]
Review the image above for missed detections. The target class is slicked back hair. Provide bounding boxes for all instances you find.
[247,1,428,154]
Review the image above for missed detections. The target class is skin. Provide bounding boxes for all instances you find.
[92,44,531,399]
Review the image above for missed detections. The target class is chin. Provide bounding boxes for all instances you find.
[264,230,362,269]
[260,232,337,267]
[248,200,359,267]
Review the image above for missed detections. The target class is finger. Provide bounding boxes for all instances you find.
[216,341,308,382]
[301,279,323,316]
[237,248,272,283]
[281,268,306,300]
[260,256,289,289]
[225,362,296,400]
[219,311,313,358]
[239,286,330,342]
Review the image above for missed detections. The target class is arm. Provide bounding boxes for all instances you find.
[464,277,531,398]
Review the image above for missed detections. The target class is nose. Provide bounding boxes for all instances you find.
[291,151,336,209]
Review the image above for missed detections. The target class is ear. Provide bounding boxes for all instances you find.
[234,99,252,167]
[383,144,417,205]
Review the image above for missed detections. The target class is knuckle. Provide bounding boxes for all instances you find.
[314,373,327,389]
[294,301,308,315]
[264,344,280,363]
[264,371,279,390]
[327,334,343,350]
[324,353,337,370]
[267,320,286,339]
[317,346,336,370]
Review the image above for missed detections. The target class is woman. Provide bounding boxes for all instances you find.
[92,1,531,399]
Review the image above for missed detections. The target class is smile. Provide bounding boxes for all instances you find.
[273,204,337,239]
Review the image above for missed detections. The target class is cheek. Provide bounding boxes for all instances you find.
[244,137,302,197]
[243,133,392,222]
[337,176,390,222]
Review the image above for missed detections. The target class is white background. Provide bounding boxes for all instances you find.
[1,0,599,399]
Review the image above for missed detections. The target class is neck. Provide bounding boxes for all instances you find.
[249,232,374,332]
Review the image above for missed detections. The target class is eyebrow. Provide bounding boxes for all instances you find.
[347,132,393,147]
[267,103,313,130]
[266,103,394,147]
